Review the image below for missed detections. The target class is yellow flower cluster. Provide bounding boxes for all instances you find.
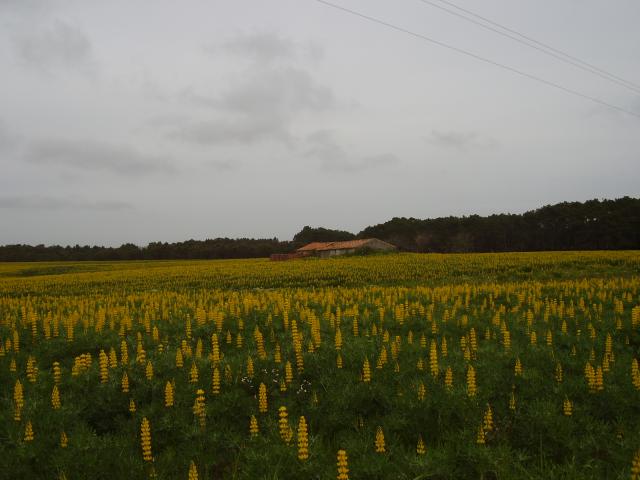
[140,417,152,462]
[297,416,309,460]
[24,421,34,442]
[193,389,206,428]
[165,381,174,407]
[375,426,386,453]
[336,450,349,480]
[258,383,268,413]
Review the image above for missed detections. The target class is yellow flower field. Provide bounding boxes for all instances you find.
[1,251,639,479]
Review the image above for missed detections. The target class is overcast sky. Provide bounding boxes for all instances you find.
[1,0,638,246]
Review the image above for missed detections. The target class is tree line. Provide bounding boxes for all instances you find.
[0,197,637,261]
[360,196,639,253]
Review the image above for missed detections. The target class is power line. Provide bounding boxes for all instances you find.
[428,0,640,94]
[314,0,640,119]
[418,0,640,95]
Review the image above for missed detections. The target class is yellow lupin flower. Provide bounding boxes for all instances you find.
[417,382,426,401]
[502,329,511,351]
[120,340,129,365]
[189,363,199,384]
[285,362,293,385]
[249,415,259,437]
[98,350,108,383]
[165,381,174,407]
[211,333,220,364]
[246,356,254,378]
[632,359,640,390]
[52,385,61,410]
[429,340,438,378]
[188,461,198,480]
[476,424,485,445]
[24,420,34,442]
[53,361,61,385]
[563,397,573,416]
[555,363,563,384]
[297,416,309,460]
[444,367,453,391]
[258,383,268,413]
[60,431,68,448]
[374,426,386,453]
[212,367,220,395]
[13,379,24,421]
[595,366,604,391]
[514,357,522,377]
[193,389,206,427]
[185,317,192,339]
[467,365,477,397]
[195,338,203,359]
[12,330,20,353]
[109,347,118,368]
[336,449,349,480]
[26,355,38,383]
[274,343,282,363]
[631,448,640,480]
[362,358,371,383]
[585,362,596,392]
[278,406,291,443]
[416,435,426,455]
[140,417,152,462]
[483,404,493,432]
[122,372,130,393]
[335,327,342,351]
[145,361,154,381]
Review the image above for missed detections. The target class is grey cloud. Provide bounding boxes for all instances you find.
[218,67,333,116]
[25,139,174,175]
[13,20,93,72]
[174,66,334,146]
[182,66,334,117]
[213,31,323,64]
[0,195,132,211]
[219,31,295,63]
[428,130,498,150]
[169,116,290,146]
[172,31,335,147]
[306,129,398,172]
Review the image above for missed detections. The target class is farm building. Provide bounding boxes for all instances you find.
[296,238,396,258]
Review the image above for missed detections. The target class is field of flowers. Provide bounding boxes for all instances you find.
[1,251,640,479]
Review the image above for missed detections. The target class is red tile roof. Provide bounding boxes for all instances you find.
[297,238,393,252]
[297,242,332,252]
[316,239,372,251]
